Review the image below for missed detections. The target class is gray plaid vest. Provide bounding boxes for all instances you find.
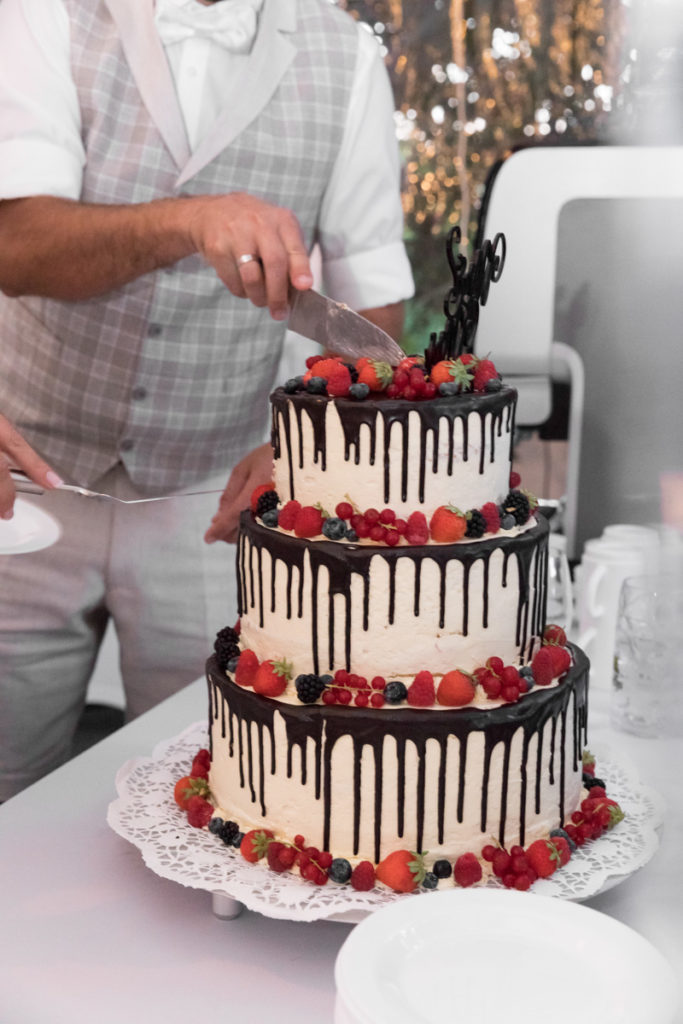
[0,0,357,490]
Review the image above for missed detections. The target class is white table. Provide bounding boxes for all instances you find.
[1,676,681,1024]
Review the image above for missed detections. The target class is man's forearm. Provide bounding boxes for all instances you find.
[0,195,199,300]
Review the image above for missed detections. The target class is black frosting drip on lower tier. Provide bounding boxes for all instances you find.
[270,387,516,505]
[207,646,589,863]
[237,514,549,675]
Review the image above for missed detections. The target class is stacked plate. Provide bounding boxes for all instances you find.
[334,889,679,1024]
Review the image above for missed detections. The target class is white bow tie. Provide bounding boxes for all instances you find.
[155,0,265,53]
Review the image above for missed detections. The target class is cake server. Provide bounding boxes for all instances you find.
[288,287,406,365]
[9,468,223,505]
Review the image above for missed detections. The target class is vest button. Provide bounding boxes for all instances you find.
[147,323,163,337]
[131,386,148,401]
[120,439,135,452]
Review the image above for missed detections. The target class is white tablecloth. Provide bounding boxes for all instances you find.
[0,676,681,1024]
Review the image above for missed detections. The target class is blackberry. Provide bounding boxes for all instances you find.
[422,872,439,890]
[432,858,452,879]
[306,376,327,395]
[384,680,408,705]
[261,508,279,528]
[349,382,370,401]
[342,362,359,383]
[322,517,346,541]
[284,376,304,394]
[214,627,240,668]
[328,857,353,884]
[218,820,240,845]
[465,509,487,539]
[256,489,279,519]
[584,775,606,790]
[295,673,326,704]
[232,830,244,848]
[501,490,530,526]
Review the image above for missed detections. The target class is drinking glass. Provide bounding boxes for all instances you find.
[611,574,683,737]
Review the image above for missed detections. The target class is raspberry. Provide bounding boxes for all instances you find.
[306,355,324,370]
[278,500,301,531]
[326,365,352,397]
[350,861,376,891]
[531,647,556,686]
[405,510,429,545]
[407,669,435,707]
[472,358,499,393]
[294,506,324,538]
[453,852,483,888]
[481,501,501,533]
[509,470,521,488]
[186,795,213,828]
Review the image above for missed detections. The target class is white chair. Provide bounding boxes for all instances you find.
[474,144,683,559]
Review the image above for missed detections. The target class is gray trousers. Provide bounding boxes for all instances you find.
[0,464,236,801]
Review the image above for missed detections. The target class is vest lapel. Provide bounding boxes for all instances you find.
[176,0,297,187]
[103,0,191,171]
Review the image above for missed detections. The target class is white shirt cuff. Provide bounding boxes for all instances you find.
[322,241,415,311]
[0,139,82,200]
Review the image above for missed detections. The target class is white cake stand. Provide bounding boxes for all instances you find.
[107,721,665,924]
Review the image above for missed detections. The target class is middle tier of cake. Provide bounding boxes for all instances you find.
[237,511,549,683]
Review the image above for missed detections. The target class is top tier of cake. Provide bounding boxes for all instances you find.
[271,385,516,522]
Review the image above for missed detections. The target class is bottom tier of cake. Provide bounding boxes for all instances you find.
[207,646,589,866]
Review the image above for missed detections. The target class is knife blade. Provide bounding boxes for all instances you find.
[288,287,406,365]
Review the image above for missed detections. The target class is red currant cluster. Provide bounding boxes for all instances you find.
[386,364,438,401]
[482,843,539,891]
[473,657,531,703]
[322,669,387,708]
[335,501,410,546]
[267,834,334,885]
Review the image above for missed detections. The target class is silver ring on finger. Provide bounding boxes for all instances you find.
[237,253,260,267]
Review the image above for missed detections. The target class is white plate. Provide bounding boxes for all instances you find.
[335,889,679,1024]
[0,498,62,554]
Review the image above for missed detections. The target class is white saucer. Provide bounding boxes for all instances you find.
[0,498,62,554]
[334,888,679,1024]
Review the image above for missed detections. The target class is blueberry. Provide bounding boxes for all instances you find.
[284,376,304,394]
[349,382,370,400]
[501,513,516,530]
[345,527,358,542]
[550,827,577,852]
[384,680,408,705]
[322,516,347,540]
[432,858,452,879]
[438,381,460,396]
[232,831,244,848]
[261,508,279,528]
[328,857,353,884]
[485,377,503,392]
[320,674,334,686]
[226,656,240,674]
[307,376,327,395]
[208,817,225,836]
[422,872,439,889]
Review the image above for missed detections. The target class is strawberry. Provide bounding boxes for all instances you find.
[405,510,429,545]
[526,838,563,878]
[174,774,210,810]
[453,852,483,887]
[253,657,292,697]
[430,504,467,542]
[356,359,393,392]
[278,500,301,531]
[186,794,214,828]
[234,649,259,687]
[437,669,476,707]
[240,828,274,863]
[531,646,555,687]
[543,623,567,646]
[429,360,458,387]
[326,364,352,397]
[397,355,423,372]
[376,850,426,893]
[582,750,596,777]
[472,357,499,392]
[546,644,572,677]
[553,836,572,867]
[250,482,275,513]
[407,670,435,707]
[294,505,324,538]
[350,861,376,891]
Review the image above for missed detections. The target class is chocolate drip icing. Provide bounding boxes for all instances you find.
[208,646,589,861]
[271,387,516,505]
[240,513,549,676]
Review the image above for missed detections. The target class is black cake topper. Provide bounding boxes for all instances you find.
[424,225,506,370]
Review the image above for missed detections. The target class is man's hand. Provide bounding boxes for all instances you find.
[0,413,62,520]
[205,442,274,544]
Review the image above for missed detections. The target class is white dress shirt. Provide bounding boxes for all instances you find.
[0,0,414,309]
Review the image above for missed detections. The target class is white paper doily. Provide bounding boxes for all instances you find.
[107,722,666,923]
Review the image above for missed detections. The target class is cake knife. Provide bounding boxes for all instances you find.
[288,287,406,365]
[9,468,223,504]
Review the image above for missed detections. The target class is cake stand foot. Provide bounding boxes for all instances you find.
[211,893,244,919]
